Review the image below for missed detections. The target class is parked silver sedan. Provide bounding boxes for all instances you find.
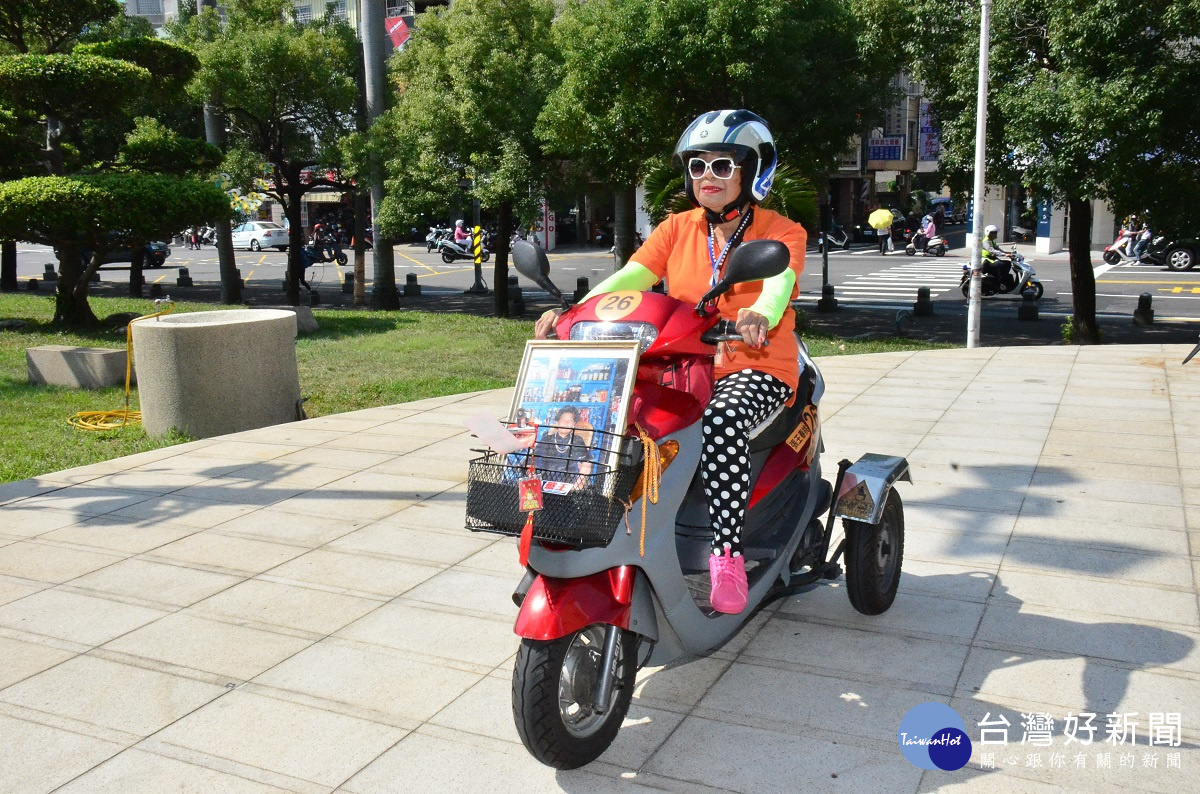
[231,221,289,251]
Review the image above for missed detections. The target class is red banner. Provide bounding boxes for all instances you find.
[385,17,410,50]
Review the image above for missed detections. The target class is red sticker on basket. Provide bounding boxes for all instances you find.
[518,477,544,512]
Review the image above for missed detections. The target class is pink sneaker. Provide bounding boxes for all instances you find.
[709,553,748,614]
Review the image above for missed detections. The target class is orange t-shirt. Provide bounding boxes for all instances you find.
[631,207,807,392]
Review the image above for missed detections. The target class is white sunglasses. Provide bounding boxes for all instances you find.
[687,157,741,180]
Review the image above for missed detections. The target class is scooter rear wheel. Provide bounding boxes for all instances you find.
[512,624,637,769]
[843,489,904,615]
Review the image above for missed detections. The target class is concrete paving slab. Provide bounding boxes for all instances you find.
[1,343,1198,791]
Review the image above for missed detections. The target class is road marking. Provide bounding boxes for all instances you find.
[257,255,267,264]
[1093,263,1117,278]
[395,250,438,274]
[153,274,167,283]
[245,269,255,282]
[1097,279,1199,285]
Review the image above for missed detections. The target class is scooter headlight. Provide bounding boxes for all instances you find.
[569,321,658,352]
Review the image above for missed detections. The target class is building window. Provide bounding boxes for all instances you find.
[327,0,347,19]
[294,4,312,23]
[386,2,415,15]
[134,0,164,13]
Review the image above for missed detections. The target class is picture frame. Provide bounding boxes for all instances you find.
[508,340,641,481]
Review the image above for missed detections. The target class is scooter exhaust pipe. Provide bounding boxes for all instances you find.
[591,624,622,715]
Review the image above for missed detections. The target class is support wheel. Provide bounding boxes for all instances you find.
[843,489,904,615]
[512,624,637,769]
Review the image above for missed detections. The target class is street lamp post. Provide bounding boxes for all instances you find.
[966,0,992,348]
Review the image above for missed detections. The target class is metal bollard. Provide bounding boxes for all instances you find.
[913,286,934,317]
[403,271,421,297]
[817,283,838,313]
[176,267,193,287]
[308,289,321,307]
[27,277,38,291]
[150,283,163,298]
[1133,292,1153,325]
[89,270,100,283]
[574,276,590,303]
[42,264,57,282]
[1017,287,1039,321]
[342,271,354,294]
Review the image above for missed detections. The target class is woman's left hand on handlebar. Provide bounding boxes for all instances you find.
[735,308,769,348]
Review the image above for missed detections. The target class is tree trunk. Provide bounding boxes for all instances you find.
[1066,197,1099,344]
[215,222,241,304]
[362,0,399,310]
[353,190,367,305]
[284,195,305,306]
[54,245,99,327]
[613,185,637,269]
[1,241,16,292]
[129,246,145,298]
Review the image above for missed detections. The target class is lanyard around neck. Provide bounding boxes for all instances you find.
[707,210,753,288]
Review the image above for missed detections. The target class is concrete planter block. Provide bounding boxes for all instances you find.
[27,346,132,389]
[132,309,301,439]
[255,305,319,334]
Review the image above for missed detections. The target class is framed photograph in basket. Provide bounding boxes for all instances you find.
[509,340,641,483]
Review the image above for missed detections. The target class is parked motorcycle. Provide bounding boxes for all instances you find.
[465,239,910,769]
[905,230,949,257]
[426,225,452,252]
[816,222,852,253]
[438,236,490,264]
[960,247,1044,299]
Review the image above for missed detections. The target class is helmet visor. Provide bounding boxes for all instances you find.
[687,157,740,180]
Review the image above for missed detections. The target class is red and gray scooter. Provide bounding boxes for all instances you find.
[466,240,910,769]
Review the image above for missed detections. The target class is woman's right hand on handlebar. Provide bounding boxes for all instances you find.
[534,308,563,340]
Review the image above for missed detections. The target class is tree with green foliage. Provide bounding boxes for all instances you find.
[179,0,359,306]
[0,174,229,324]
[0,2,227,322]
[538,0,901,266]
[377,0,560,316]
[908,0,1200,344]
[0,0,120,53]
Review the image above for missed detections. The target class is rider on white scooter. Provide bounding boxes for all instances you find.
[981,224,1011,280]
[535,109,806,614]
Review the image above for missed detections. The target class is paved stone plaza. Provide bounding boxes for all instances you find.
[0,345,1197,792]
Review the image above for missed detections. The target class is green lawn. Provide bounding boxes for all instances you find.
[0,293,952,484]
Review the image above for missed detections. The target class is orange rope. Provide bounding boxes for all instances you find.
[635,425,661,557]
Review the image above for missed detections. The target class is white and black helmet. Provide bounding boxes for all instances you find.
[674,110,778,215]
[984,224,998,236]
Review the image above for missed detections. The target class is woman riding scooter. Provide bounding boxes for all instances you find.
[535,109,806,614]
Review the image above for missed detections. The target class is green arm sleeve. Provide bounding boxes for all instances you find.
[747,268,797,328]
[581,261,659,302]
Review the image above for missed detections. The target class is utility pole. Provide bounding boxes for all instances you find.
[198,0,241,304]
[361,0,399,309]
[966,0,992,348]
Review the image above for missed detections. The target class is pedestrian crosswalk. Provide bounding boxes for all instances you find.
[815,257,964,306]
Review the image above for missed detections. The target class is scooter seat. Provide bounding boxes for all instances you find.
[746,361,817,453]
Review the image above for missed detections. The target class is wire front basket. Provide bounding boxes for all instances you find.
[465,426,642,549]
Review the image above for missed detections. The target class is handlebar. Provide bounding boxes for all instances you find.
[700,319,769,347]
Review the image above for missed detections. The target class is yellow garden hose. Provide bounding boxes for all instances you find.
[68,299,175,431]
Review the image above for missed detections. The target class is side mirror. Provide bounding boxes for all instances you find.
[696,239,790,308]
[512,240,566,306]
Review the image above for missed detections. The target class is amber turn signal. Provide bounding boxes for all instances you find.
[629,440,679,504]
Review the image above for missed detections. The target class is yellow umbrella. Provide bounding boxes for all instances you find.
[868,209,894,230]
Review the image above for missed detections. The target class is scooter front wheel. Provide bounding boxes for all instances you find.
[1025,281,1045,300]
[1103,250,1121,266]
[441,251,456,264]
[843,489,904,615]
[336,252,348,266]
[512,624,637,769]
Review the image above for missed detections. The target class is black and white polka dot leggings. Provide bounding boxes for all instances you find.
[701,368,793,558]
